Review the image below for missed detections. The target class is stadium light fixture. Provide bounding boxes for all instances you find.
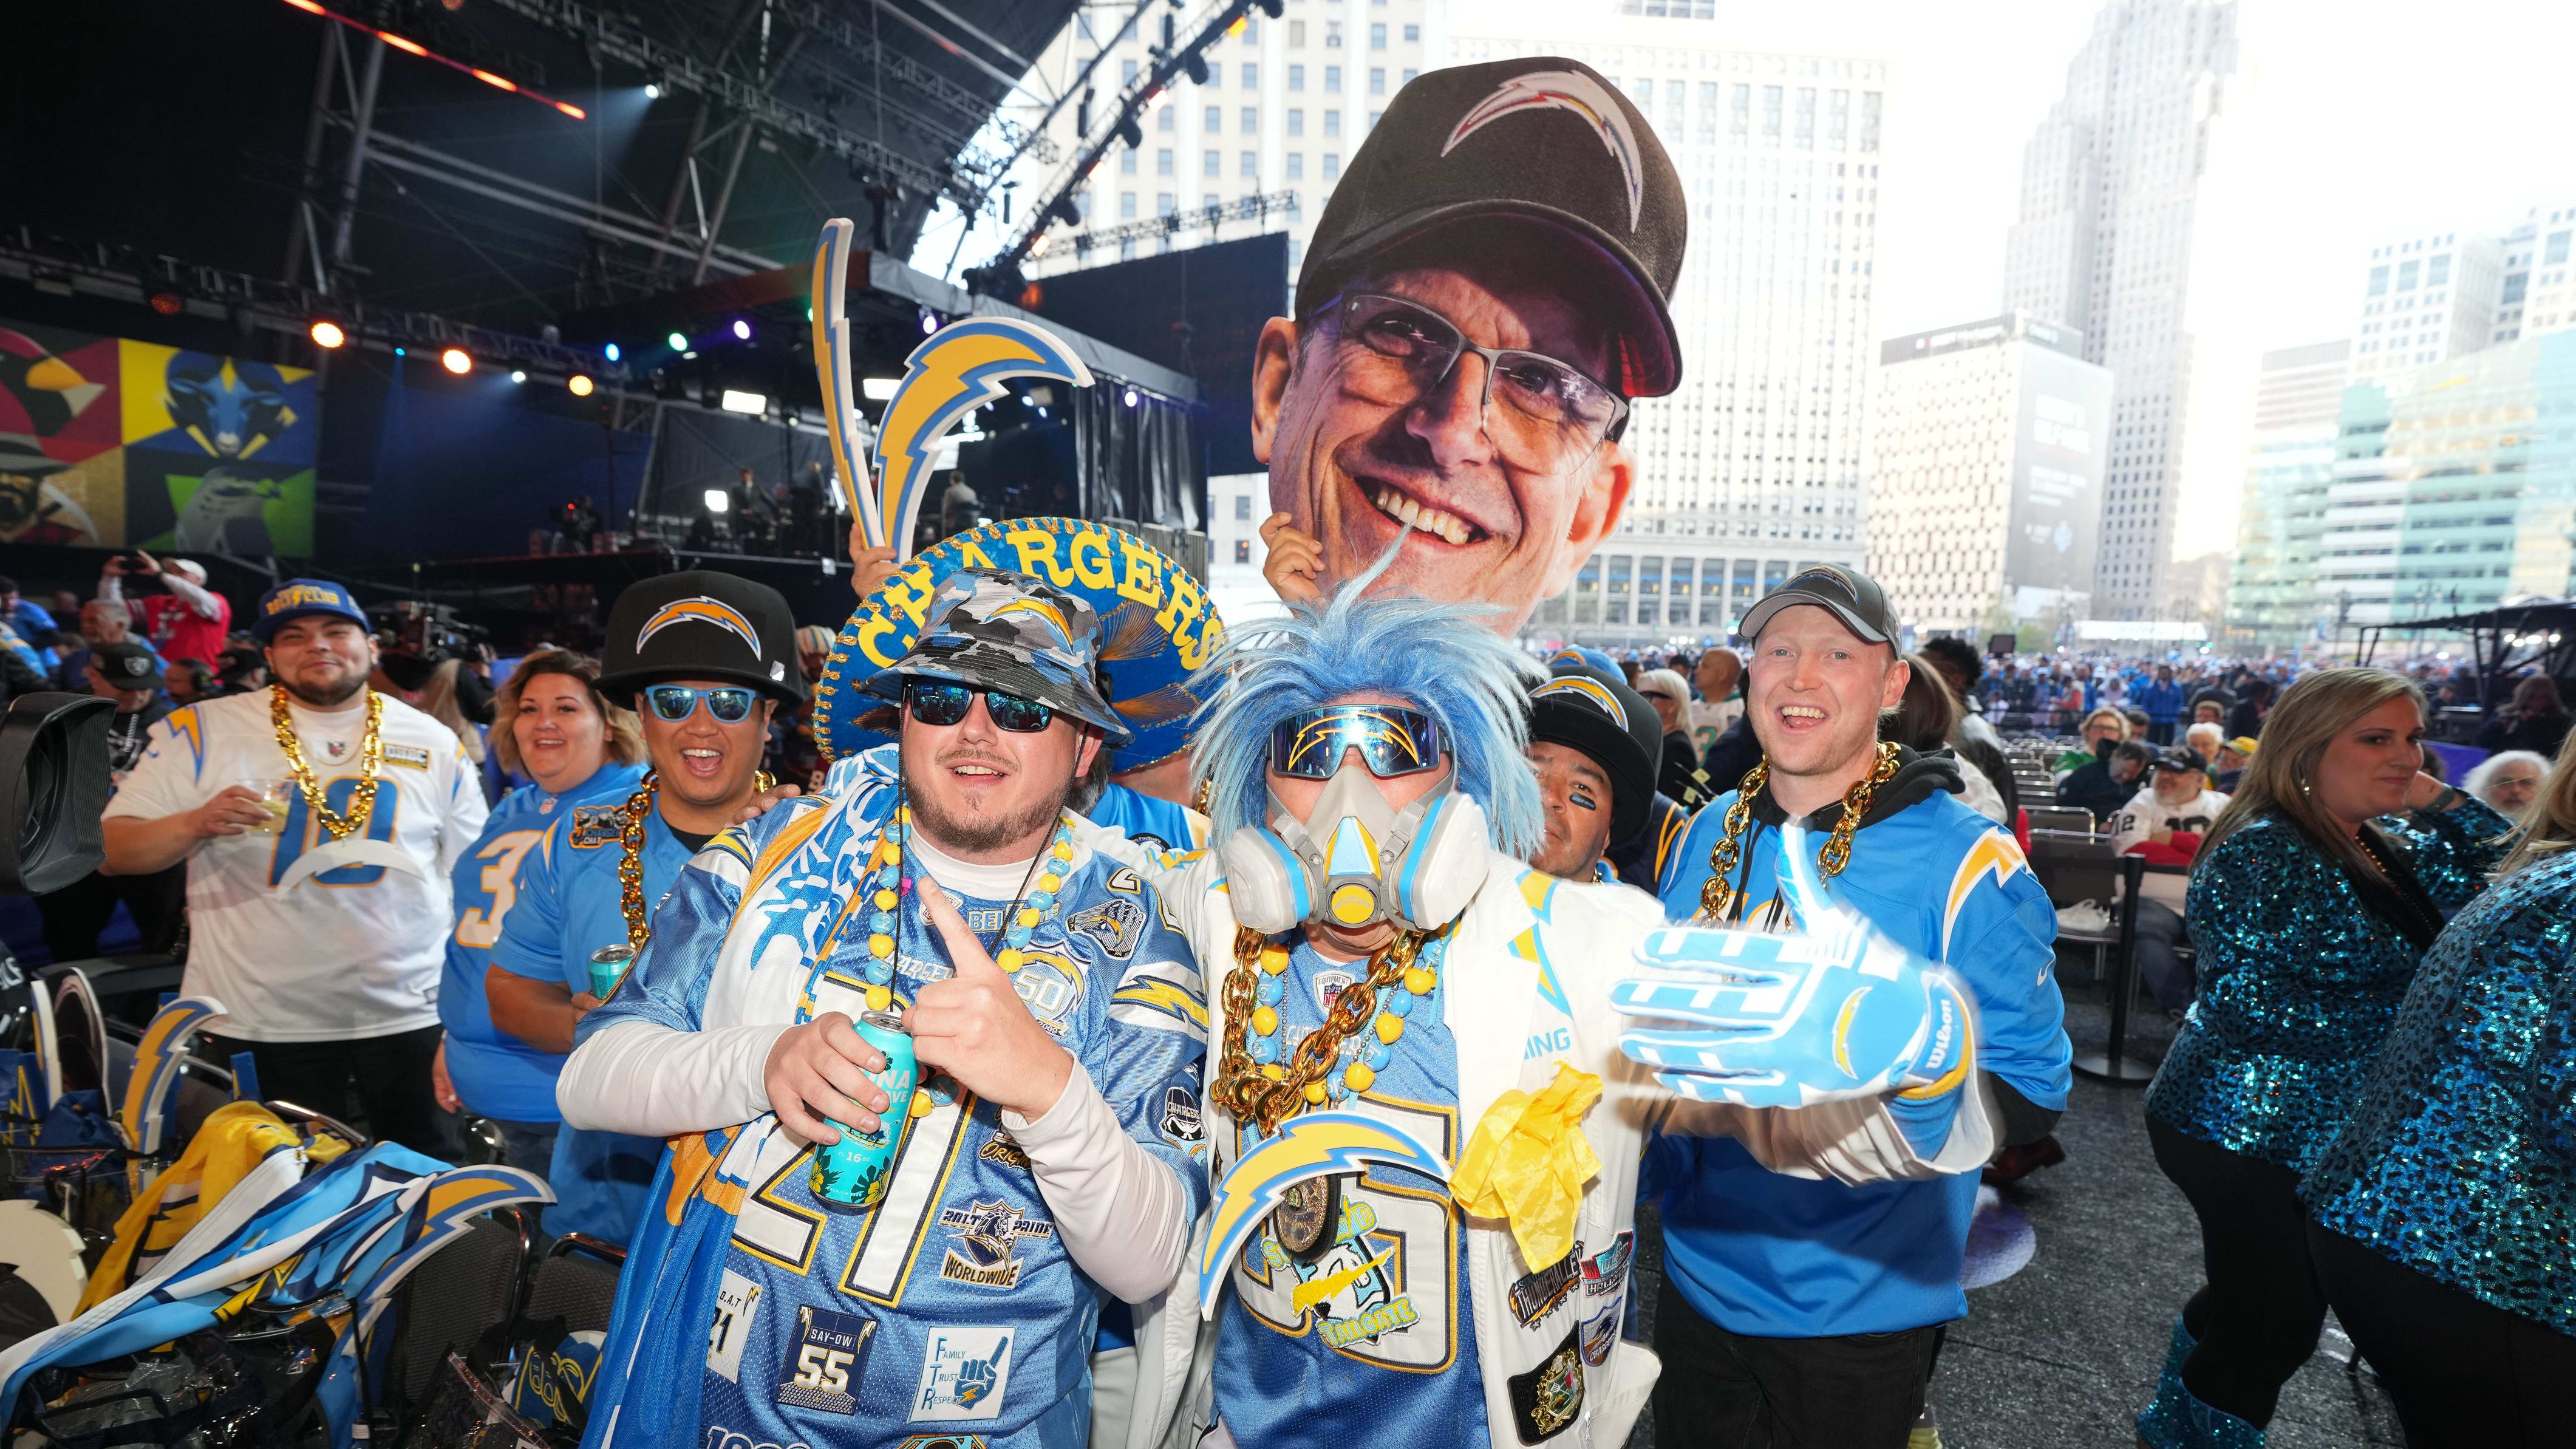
[604,342,621,363]
[308,320,346,349]
[645,83,663,100]
[1123,386,1140,407]
[703,489,731,514]
[440,347,472,375]
[720,390,766,415]
[510,370,528,384]
[568,375,596,397]
[732,319,752,341]
[667,331,689,352]
[862,378,899,401]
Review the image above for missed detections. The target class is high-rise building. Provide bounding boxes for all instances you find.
[2002,0,2237,621]
[1014,2,1433,284]
[2225,339,2348,649]
[2349,232,2502,383]
[1869,313,2111,636]
[2497,201,2576,344]
[1448,1,1888,644]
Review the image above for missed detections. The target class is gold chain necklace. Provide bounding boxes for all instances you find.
[270,685,383,842]
[1212,922,1446,1137]
[1695,741,1901,924]
[616,767,778,949]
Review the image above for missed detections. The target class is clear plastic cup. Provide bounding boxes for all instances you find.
[244,778,296,834]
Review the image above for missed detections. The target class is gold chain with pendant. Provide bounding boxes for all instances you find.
[616,768,777,949]
[1695,740,1900,924]
[270,685,384,841]
[1212,922,1445,1137]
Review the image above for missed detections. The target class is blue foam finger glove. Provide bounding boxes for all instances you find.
[1613,824,1976,1116]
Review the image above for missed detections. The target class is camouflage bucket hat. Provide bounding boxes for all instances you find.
[859,568,1133,747]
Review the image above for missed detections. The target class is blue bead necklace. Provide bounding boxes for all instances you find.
[853,804,1079,1012]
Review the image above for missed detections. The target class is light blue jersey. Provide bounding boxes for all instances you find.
[1215,938,1487,1449]
[1084,782,1205,854]
[490,790,695,1244]
[580,795,1210,1448]
[440,762,646,1125]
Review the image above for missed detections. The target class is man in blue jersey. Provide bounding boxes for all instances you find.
[557,569,1209,1449]
[1654,565,2071,1448]
[491,571,802,1245]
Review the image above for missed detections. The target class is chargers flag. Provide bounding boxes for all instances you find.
[813,517,1224,773]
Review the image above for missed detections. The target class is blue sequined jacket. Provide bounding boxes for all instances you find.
[2302,848,2576,1335]
[2144,799,2513,1171]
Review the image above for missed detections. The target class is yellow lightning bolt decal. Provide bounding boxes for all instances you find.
[877,318,1094,562]
[1110,977,1209,1029]
[1291,1246,1397,1315]
[1942,829,2029,955]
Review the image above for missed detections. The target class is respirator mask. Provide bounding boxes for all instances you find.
[1220,703,1488,935]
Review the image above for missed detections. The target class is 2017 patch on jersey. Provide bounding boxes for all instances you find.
[1067,897,1145,958]
[773,1305,874,1414]
[570,803,627,850]
[934,1201,1056,1289]
[1507,1326,1586,1442]
[912,1326,1015,1421]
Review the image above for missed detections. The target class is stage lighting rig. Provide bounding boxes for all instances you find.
[440,347,472,375]
[274,0,587,119]
[568,374,595,397]
[309,320,347,349]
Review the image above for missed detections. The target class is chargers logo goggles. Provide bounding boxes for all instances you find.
[644,684,760,723]
[1269,704,1444,781]
[905,679,1056,733]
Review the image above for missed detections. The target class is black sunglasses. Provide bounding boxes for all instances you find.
[904,679,1056,733]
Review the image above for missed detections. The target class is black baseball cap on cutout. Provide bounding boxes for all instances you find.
[1296,56,1686,397]
[1738,565,1903,648]
[1527,661,1662,849]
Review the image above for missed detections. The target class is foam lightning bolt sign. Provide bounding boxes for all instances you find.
[1198,1110,1450,1318]
[810,218,886,547]
[877,317,1094,561]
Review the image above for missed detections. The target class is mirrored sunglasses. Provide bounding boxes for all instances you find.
[644,684,759,724]
[1268,704,1444,780]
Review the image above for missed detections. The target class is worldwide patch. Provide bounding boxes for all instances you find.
[570,803,626,850]
[1159,1085,1203,1145]
[773,1305,873,1414]
[1579,1307,1617,1366]
[706,1269,763,1382]
[383,742,432,770]
[935,1199,1057,1289]
[1581,1231,1633,1298]
[911,1326,1014,1421]
[978,1133,1031,1171]
[1067,897,1145,958]
[1509,1241,1583,1326]
[1507,1325,1586,1442]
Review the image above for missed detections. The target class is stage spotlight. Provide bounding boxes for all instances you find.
[510,369,528,383]
[719,389,766,415]
[394,346,407,356]
[862,377,899,401]
[568,374,595,397]
[604,341,621,362]
[440,347,472,375]
[149,291,184,317]
[731,319,751,341]
[703,489,730,514]
[919,310,938,336]
[645,82,662,99]
[1123,386,1140,407]
[309,319,346,349]
[667,331,687,351]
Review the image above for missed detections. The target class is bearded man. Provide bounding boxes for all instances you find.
[101,578,486,1155]
[557,569,1210,1448]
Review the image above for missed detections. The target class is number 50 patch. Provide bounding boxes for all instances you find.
[775,1304,877,1415]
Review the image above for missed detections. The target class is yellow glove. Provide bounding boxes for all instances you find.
[1450,1063,1603,1270]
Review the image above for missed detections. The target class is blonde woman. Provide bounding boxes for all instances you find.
[419,657,486,765]
[2135,669,2513,1449]
[2299,730,2573,1442]
[432,650,647,1175]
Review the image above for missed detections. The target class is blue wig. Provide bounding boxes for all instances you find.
[1188,571,1546,859]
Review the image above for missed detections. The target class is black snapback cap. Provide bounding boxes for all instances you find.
[1527,661,1661,848]
[1295,56,1686,397]
[1738,565,1902,647]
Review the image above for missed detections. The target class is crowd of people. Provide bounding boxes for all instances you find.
[7,50,2570,1449]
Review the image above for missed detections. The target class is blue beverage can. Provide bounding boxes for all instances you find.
[811,1007,918,1210]
[587,944,635,1000]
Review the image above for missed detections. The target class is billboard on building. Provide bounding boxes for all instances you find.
[2006,341,2108,612]
[0,319,317,555]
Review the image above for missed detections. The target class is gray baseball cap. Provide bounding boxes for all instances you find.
[1737,565,1901,647]
[859,568,1132,747]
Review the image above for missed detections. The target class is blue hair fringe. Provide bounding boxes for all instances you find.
[1187,558,1545,860]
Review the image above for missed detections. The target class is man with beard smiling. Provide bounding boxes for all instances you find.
[1654,567,2071,1448]
[556,569,1208,1447]
[488,571,801,1246]
[1249,56,1683,633]
[101,579,487,1155]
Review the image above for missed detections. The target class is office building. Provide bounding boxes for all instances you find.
[1449,1,1889,644]
[2002,0,2237,619]
[2350,232,2503,383]
[2225,339,2348,648]
[1869,313,2111,636]
[1015,1,1432,282]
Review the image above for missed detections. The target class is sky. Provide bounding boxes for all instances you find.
[919,0,2576,567]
